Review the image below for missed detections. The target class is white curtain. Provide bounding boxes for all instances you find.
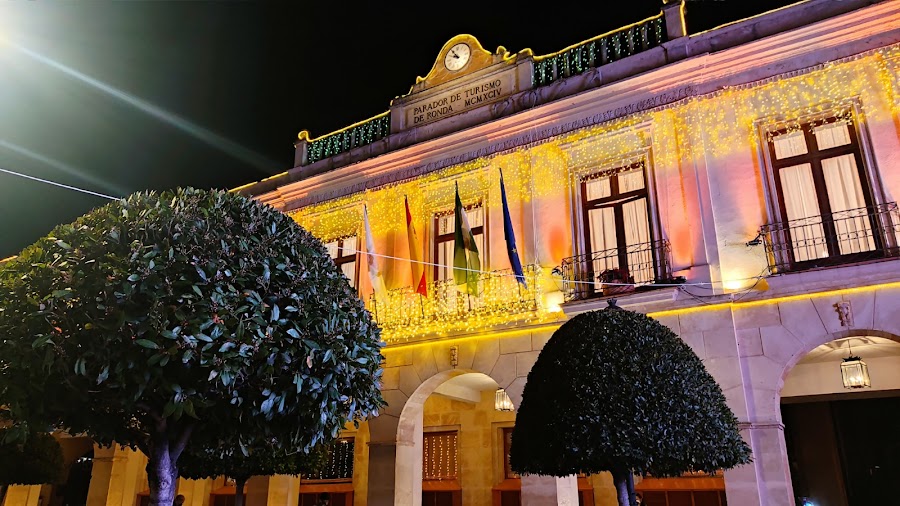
[342,236,357,255]
[773,130,808,159]
[623,198,651,283]
[813,122,851,150]
[780,163,827,262]
[618,168,645,192]
[823,154,874,254]
[324,240,340,258]
[585,177,611,200]
[341,262,356,286]
[588,207,617,289]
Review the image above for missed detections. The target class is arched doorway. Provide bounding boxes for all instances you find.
[781,334,900,505]
[394,370,517,506]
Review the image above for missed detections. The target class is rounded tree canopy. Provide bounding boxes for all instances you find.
[0,187,384,454]
[510,305,751,477]
[0,430,64,486]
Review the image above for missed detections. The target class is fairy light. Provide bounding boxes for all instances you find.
[423,432,458,480]
[371,265,551,343]
[281,43,900,342]
[305,437,354,480]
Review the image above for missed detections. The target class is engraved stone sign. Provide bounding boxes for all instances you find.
[403,68,517,127]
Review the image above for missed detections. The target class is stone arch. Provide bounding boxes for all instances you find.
[772,328,900,504]
[775,328,900,406]
[394,368,509,506]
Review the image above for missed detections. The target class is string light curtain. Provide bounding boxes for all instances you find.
[423,431,458,480]
[304,438,355,480]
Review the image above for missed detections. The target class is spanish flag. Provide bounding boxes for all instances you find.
[405,196,427,297]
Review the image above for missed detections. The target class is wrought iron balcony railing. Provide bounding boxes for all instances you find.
[369,264,543,342]
[760,202,900,273]
[558,239,671,302]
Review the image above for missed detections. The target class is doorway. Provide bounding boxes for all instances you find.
[783,393,900,505]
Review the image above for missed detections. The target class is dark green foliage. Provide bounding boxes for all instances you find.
[0,430,64,485]
[178,440,327,483]
[510,306,751,478]
[0,187,385,504]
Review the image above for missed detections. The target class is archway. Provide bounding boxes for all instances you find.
[780,333,900,506]
[394,369,517,506]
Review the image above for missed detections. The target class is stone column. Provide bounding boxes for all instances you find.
[265,475,300,506]
[725,421,795,506]
[176,478,213,506]
[3,485,42,506]
[520,474,579,506]
[367,413,401,506]
[245,476,269,506]
[368,442,398,506]
[86,444,143,506]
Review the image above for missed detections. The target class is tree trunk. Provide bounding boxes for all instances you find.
[145,418,194,506]
[611,466,636,506]
[626,472,636,506]
[234,478,246,506]
[147,440,178,506]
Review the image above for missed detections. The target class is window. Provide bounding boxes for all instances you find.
[302,437,354,481]
[580,162,655,290]
[324,236,359,288]
[299,438,355,506]
[423,431,459,480]
[765,116,883,269]
[433,205,485,283]
[423,431,461,506]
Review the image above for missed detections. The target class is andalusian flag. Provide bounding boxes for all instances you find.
[453,183,481,295]
[405,196,427,297]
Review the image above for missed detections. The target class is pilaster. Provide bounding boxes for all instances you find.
[86,444,143,506]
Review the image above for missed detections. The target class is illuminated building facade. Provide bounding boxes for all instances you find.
[10,1,900,505]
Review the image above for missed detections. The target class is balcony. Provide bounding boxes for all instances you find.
[760,203,900,274]
[370,265,544,343]
[558,240,672,302]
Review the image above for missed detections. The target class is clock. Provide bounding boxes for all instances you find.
[444,43,471,71]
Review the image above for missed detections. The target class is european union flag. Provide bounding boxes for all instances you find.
[500,169,527,288]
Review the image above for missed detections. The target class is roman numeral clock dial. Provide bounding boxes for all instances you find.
[444,43,471,71]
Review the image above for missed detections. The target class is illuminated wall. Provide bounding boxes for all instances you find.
[288,43,900,344]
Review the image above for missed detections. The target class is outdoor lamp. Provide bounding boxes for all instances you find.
[840,355,870,389]
[494,388,515,411]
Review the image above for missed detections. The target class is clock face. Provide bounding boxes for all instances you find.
[444,43,471,71]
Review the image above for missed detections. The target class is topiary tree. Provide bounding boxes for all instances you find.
[0,430,64,504]
[510,302,751,506]
[0,187,385,506]
[178,438,327,506]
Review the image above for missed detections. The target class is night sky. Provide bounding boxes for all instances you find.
[0,0,799,258]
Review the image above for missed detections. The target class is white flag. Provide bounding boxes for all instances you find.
[363,205,388,302]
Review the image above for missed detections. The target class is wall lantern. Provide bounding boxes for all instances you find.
[494,388,515,412]
[841,355,871,389]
